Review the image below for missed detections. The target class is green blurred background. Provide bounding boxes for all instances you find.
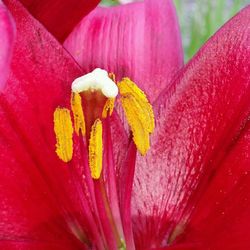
[100,0,248,61]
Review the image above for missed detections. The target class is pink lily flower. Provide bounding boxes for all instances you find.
[0,1,249,250]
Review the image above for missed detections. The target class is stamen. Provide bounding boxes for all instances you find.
[71,92,86,135]
[118,78,155,155]
[102,98,115,118]
[71,68,118,98]
[52,70,155,248]
[89,119,103,179]
[53,108,73,162]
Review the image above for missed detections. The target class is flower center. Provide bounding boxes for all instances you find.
[71,68,118,98]
[52,68,155,249]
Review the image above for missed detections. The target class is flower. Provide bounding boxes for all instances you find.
[0,0,250,250]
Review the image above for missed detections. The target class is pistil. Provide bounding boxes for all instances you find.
[80,90,107,142]
[53,68,155,249]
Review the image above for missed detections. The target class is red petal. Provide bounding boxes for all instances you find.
[132,6,250,248]
[1,1,130,247]
[172,123,250,249]
[64,0,183,101]
[0,241,83,250]
[17,0,100,42]
[0,0,84,245]
[0,1,15,90]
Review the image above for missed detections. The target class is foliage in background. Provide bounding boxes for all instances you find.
[100,0,119,6]
[174,0,248,61]
[100,0,248,61]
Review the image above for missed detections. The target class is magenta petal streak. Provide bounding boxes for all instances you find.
[0,1,15,90]
[64,0,183,101]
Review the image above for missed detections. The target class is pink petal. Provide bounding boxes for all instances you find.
[0,0,84,246]
[0,1,15,90]
[64,0,183,101]
[17,0,100,42]
[132,6,250,249]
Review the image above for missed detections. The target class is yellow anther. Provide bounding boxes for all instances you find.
[53,108,74,162]
[71,92,86,136]
[102,98,115,118]
[88,119,103,179]
[118,78,155,155]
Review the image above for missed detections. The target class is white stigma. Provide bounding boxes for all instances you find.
[71,68,118,98]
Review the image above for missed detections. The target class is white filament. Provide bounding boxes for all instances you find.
[71,68,118,98]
